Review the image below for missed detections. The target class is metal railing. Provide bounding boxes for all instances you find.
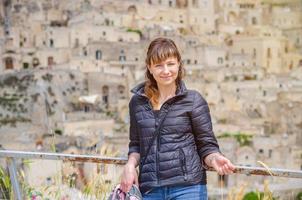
[1,150,302,200]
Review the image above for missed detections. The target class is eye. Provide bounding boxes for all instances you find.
[155,64,162,68]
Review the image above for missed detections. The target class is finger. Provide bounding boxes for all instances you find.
[226,159,235,170]
[122,183,129,193]
[221,165,227,174]
[223,164,233,174]
[134,175,139,186]
[121,181,131,193]
[120,182,125,192]
[228,163,235,173]
[217,167,224,175]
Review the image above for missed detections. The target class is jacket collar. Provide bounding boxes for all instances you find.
[130,80,188,98]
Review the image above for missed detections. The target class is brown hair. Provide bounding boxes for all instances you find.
[144,37,184,107]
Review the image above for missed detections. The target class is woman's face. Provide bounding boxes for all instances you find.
[148,57,179,87]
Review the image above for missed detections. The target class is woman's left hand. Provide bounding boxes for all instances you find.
[206,153,235,175]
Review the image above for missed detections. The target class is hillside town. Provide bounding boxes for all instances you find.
[0,0,302,199]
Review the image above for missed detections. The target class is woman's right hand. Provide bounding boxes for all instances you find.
[120,163,139,192]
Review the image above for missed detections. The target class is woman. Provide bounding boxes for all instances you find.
[121,38,235,199]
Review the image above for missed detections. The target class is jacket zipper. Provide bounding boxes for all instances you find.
[179,148,188,181]
[147,98,174,185]
[155,102,169,185]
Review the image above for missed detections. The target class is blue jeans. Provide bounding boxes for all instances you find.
[142,183,207,200]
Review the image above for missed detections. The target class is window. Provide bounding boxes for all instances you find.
[259,149,264,153]
[96,50,102,60]
[23,62,29,69]
[84,105,90,112]
[119,50,126,61]
[48,56,54,66]
[33,57,39,67]
[217,57,223,64]
[119,55,126,61]
[267,48,271,58]
[253,48,256,58]
[50,39,54,47]
[252,17,257,25]
[105,18,110,26]
[102,85,109,109]
[74,38,79,47]
[5,57,14,69]
[268,149,272,158]
[118,85,126,99]
[169,0,172,7]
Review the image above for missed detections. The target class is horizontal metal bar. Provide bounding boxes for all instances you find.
[0,150,127,165]
[1,150,302,179]
[208,165,302,179]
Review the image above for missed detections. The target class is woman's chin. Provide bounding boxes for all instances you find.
[157,80,176,86]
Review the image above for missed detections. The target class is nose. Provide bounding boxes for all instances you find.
[162,64,169,73]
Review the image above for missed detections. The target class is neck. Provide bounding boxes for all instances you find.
[157,83,177,100]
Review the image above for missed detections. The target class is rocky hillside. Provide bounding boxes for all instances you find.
[0,69,86,131]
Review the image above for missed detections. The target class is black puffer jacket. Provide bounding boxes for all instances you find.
[128,81,220,194]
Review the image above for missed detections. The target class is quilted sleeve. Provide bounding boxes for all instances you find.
[128,96,140,155]
[191,91,221,162]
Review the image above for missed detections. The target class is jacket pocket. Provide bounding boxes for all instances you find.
[179,148,188,181]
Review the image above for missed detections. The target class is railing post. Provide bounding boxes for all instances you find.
[6,157,23,200]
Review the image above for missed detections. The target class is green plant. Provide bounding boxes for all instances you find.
[0,166,12,199]
[296,192,302,200]
[244,191,262,200]
[218,132,253,146]
[242,180,275,200]
[126,28,143,37]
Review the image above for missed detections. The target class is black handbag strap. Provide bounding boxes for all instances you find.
[140,108,170,167]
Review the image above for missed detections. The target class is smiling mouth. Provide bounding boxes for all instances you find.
[160,76,172,78]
